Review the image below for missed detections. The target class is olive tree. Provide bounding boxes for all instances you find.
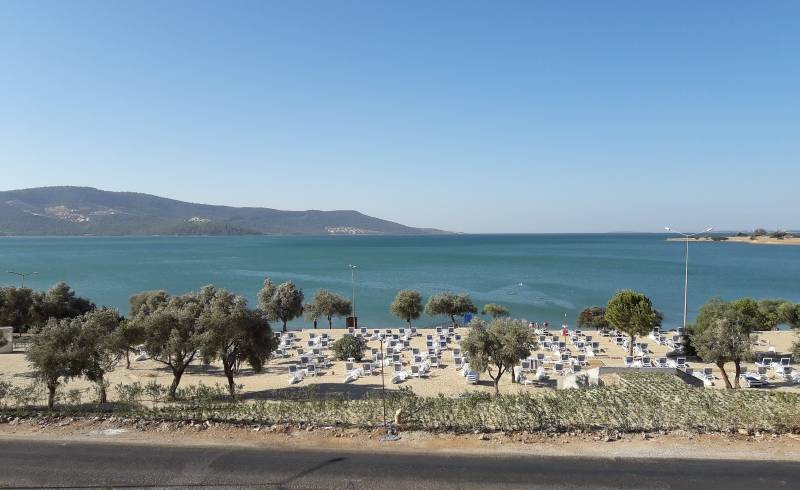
[140,288,211,400]
[75,309,123,403]
[693,318,755,389]
[482,303,509,319]
[461,318,534,395]
[26,317,82,408]
[257,278,304,332]
[577,306,609,331]
[199,289,276,398]
[306,289,351,329]
[605,290,660,356]
[390,289,423,327]
[119,291,170,368]
[425,292,477,328]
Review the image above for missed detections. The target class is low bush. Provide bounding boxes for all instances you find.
[2,374,799,434]
[331,335,367,361]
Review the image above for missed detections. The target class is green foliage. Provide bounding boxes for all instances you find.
[257,279,304,332]
[576,306,609,330]
[606,290,660,355]
[305,289,351,329]
[692,298,794,336]
[482,303,510,319]
[0,283,94,333]
[331,335,367,362]
[693,318,755,388]
[5,374,799,435]
[74,309,123,403]
[425,292,477,327]
[198,288,276,398]
[139,288,212,399]
[390,289,423,326]
[26,318,83,408]
[461,318,535,394]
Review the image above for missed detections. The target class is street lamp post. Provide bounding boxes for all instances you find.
[348,264,357,318]
[7,271,38,288]
[379,335,400,442]
[664,226,713,330]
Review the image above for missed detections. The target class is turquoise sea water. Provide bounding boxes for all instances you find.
[1,234,798,329]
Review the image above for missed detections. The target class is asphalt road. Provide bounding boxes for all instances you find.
[0,439,797,489]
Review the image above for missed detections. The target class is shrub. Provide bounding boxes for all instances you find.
[331,335,367,361]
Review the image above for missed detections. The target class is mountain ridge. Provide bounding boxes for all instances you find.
[0,186,450,236]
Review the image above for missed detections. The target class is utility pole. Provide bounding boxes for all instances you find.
[7,271,38,288]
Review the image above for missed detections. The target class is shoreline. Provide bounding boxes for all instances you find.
[666,236,800,245]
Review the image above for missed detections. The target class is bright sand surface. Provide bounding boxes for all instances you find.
[1,327,798,401]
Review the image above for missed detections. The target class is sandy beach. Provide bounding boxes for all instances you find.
[666,236,800,245]
[2,327,797,401]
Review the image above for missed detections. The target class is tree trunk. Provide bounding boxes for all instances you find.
[47,382,57,409]
[406,319,411,328]
[97,379,107,404]
[282,320,287,332]
[328,317,333,329]
[717,361,733,389]
[510,366,516,384]
[493,377,500,395]
[125,349,131,369]
[734,360,741,389]
[450,315,457,328]
[628,334,635,356]
[313,319,318,329]
[223,362,237,401]
[168,367,185,400]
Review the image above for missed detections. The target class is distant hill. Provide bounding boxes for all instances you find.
[0,187,450,236]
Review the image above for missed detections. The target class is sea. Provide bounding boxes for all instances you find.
[1,234,798,330]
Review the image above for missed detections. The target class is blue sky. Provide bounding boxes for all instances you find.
[1,1,798,233]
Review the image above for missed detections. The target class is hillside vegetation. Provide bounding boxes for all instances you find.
[0,187,447,236]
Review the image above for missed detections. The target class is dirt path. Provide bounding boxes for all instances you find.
[2,416,799,462]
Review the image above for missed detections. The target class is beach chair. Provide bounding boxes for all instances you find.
[345,361,354,373]
[676,357,687,369]
[553,363,564,376]
[701,367,713,380]
[576,354,587,366]
[454,357,463,369]
[755,357,773,369]
[426,340,434,349]
[780,357,791,367]
[521,360,531,372]
[393,362,403,374]
[453,347,461,357]
[361,363,373,375]
[411,365,421,378]
[655,357,668,368]
[410,327,417,336]
[466,371,478,384]
[439,340,448,351]
[624,356,634,368]
[454,334,461,342]
[641,356,652,367]
[430,356,439,368]
[414,355,423,365]
[306,364,317,377]
[392,354,401,364]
